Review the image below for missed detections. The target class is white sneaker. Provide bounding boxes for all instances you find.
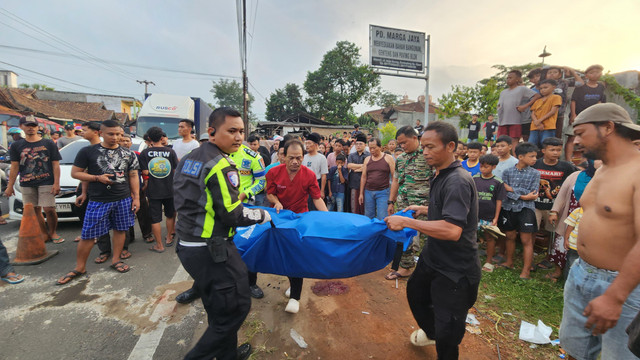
[285,287,291,298]
[285,298,299,314]
[410,329,435,346]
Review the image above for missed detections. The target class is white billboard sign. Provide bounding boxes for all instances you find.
[369,25,425,72]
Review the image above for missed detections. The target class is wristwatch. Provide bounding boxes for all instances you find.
[387,200,395,205]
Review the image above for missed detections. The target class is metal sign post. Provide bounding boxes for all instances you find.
[369,25,431,125]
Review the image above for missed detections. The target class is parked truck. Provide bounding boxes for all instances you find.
[136,93,213,141]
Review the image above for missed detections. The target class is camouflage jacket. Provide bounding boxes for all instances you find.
[395,148,432,208]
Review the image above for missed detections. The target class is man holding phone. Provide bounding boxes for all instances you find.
[57,120,140,284]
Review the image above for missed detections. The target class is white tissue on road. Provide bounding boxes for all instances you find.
[519,320,552,344]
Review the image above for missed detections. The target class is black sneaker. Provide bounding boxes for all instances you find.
[249,285,264,299]
[237,343,252,360]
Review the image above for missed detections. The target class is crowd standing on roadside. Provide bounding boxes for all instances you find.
[3,61,640,360]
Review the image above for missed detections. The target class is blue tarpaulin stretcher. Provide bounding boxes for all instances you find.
[234,207,417,279]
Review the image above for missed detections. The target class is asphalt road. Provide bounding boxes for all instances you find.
[0,217,207,360]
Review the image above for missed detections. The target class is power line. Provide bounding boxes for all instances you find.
[0,60,138,96]
[0,44,241,80]
[248,80,266,101]
[0,8,138,81]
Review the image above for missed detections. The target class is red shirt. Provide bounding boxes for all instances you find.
[266,164,321,214]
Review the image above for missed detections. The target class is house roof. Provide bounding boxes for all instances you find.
[280,112,333,126]
[114,112,130,123]
[364,101,438,123]
[0,88,76,120]
[0,87,116,122]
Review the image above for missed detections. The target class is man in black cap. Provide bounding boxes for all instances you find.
[57,123,81,149]
[6,115,63,243]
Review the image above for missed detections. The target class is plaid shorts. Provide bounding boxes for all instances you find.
[81,198,135,240]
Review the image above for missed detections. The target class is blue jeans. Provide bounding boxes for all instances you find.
[328,193,345,212]
[559,258,640,360]
[364,188,390,220]
[528,129,555,148]
[0,238,14,277]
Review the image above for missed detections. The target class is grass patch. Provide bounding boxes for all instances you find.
[474,247,566,359]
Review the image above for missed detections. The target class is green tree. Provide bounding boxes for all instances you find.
[367,88,401,108]
[265,83,307,121]
[210,79,256,121]
[379,121,397,146]
[18,83,55,91]
[479,63,543,88]
[304,41,380,124]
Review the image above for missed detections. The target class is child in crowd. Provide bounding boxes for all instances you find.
[532,137,578,278]
[467,114,480,143]
[562,206,582,279]
[499,142,540,279]
[483,114,498,146]
[497,70,539,146]
[529,79,562,148]
[544,66,583,139]
[473,154,506,272]
[568,64,606,160]
[393,147,403,159]
[492,135,518,179]
[327,154,349,212]
[481,144,488,155]
[456,141,467,161]
[522,68,542,142]
[462,142,482,176]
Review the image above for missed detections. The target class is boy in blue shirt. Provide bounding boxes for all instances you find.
[327,154,349,212]
[461,142,482,176]
[499,142,540,279]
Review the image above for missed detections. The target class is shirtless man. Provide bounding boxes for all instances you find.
[559,103,640,360]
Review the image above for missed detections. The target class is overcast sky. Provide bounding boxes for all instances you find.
[1,0,638,120]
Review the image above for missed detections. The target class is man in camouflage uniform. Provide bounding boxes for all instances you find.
[385,126,432,280]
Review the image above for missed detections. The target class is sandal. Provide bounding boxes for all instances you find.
[165,235,174,247]
[149,247,165,253]
[94,253,110,264]
[120,250,132,259]
[0,217,7,225]
[110,261,130,273]
[482,263,495,272]
[2,273,25,284]
[385,271,409,280]
[56,270,86,285]
[144,236,155,243]
[497,263,514,270]
[52,236,65,244]
[536,259,553,270]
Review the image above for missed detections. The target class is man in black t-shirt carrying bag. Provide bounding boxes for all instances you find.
[6,115,63,243]
[385,121,480,360]
[57,120,140,285]
[139,127,179,253]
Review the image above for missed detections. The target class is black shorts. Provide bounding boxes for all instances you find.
[521,123,531,137]
[498,208,537,233]
[149,198,175,224]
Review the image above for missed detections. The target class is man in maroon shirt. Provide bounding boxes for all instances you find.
[266,139,328,313]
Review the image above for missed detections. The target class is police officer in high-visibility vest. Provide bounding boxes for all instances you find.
[174,142,267,303]
[229,143,267,298]
[173,107,270,360]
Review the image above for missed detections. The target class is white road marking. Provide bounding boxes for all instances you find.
[127,265,190,360]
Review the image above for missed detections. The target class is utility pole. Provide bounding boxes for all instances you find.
[136,80,155,99]
[241,0,249,138]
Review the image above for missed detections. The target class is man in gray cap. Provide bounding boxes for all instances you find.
[559,103,640,360]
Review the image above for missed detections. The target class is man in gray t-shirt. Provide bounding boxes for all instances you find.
[497,70,539,145]
[57,124,81,149]
[303,133,329,210]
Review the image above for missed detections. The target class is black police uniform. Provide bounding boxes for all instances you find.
[174,141,268,360]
